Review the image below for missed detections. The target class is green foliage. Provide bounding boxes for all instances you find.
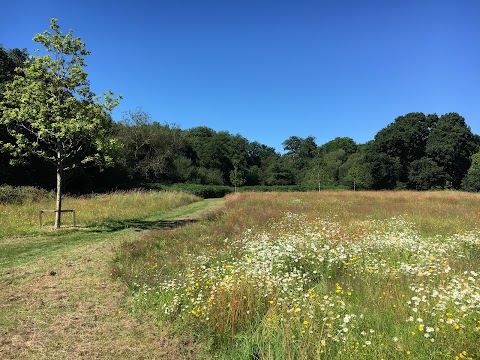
[116,109,185,182]
[0,18,120,168]
[318,137,357,157]
[0,185,52,204]
[366,112,433,189]
[230,163,246,191]
[339,152,372,190]
[426,113,478,188]
[0,19,120,227]
[282,135,317,158]
[408,157,446,190]
[149,183,234,198]
[2,41,480,199]
[0,45,28,98]
[462,152,480,192]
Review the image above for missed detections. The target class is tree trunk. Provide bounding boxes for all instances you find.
[54,161,63,229]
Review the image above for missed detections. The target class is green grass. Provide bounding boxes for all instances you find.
[0,189,200,238]
[0,190,203,270]
[0,189,223,359]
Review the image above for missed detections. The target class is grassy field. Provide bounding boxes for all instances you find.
[115,191,480,359]
[0,190,225,359]
[0,189,202,237]
[1,190,479,359]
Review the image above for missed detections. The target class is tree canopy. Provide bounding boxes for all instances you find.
[2,26,480,194]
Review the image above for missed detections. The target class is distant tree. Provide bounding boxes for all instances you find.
[408,157,447,190]
[0,19,120,228]
[318,137,357,157]
[264,157,296,186]
[366,113,436,189]
[339,152,372,190]
[365,149,402,189]
[117,109,185,183]
[426,113,478,188]
[283,135,316,158]
[302,157,334,190]
[192,167,225,185]
[246,141,276,167]
[0,45,28,98]
[229,161,246,191]
[282,135,317,183]
[462,152,480,192]
[172,156,195,183]
[246,141,278,185]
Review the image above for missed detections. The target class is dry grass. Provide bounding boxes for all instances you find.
[0,190,199,238]
[223,190,480,235]
[115,190,480,294]
[0,230,207,360]
[0,191,217,360]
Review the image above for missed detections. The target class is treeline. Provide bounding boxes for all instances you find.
[1,44,480,193]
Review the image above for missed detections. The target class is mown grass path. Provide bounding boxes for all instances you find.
[0,198,223,359]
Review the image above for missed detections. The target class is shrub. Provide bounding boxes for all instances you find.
[148,183,234,198]
[0,185,52,204]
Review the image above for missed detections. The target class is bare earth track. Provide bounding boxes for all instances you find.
[0,198,224,359]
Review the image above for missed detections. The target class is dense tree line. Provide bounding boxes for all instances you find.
[1,44,480,193]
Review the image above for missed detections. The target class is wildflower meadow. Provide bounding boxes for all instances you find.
[120,192,480,359]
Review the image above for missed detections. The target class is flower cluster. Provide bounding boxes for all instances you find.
[132,212,480,358]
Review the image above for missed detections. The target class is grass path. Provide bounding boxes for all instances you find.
[0,198,224,359]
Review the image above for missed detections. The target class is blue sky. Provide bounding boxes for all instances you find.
[3,0,480,151]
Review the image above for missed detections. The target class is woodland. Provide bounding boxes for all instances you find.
[1,42,480,195]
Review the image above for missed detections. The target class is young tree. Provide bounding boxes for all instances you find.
[462,152,480,192]
[339,152,372,191]
[0,19,120,228]
[229,161,246,191]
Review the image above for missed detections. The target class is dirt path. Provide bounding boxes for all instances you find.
[0,198,224,359]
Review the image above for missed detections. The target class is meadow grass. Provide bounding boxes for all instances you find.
[0,189,212,359]
[115,191,480,359]
[0,189,199,238]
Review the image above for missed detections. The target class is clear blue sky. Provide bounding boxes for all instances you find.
[3,0,480,151]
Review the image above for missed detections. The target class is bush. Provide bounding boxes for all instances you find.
[238,185,311,193]
[0,185,52,204]
[146,183,351,198]
[147,183,234,198]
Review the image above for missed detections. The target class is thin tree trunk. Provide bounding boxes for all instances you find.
[55,161,63,229]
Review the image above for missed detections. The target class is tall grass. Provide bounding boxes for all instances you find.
[115,191,480,359]
[0,189,200,238]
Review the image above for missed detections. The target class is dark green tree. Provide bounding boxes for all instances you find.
[408,157,447,190]
[426,113,478,188]
[117,109,186,183]
[0,45,28,98]
[230,160,246,191]
[366,113,436,189]
[318,137,357,157]
[264,157,296,186]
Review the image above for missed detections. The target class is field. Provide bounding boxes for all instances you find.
[116,191,480,359]
[1,190,479,359]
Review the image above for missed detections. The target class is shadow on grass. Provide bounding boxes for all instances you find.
[95,218,199,232]
[0,218,200,270]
